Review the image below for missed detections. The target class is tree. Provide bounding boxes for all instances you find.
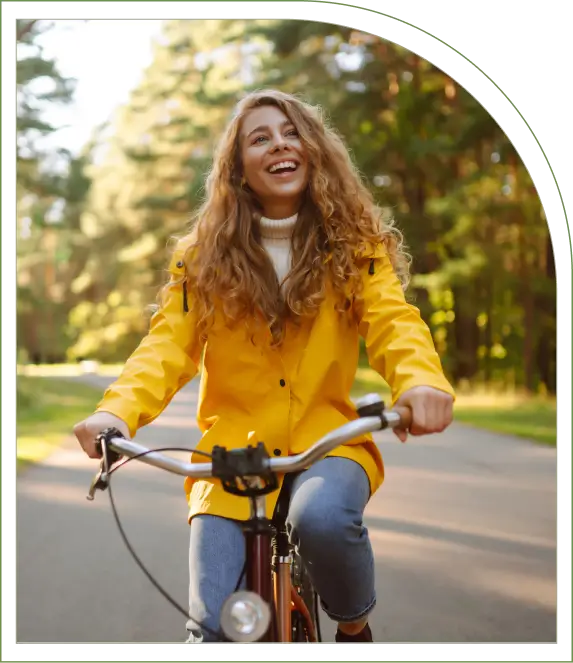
[17,20,86,363]
[39,19,554,392]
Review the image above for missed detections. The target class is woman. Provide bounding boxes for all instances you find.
[74,89,455,643]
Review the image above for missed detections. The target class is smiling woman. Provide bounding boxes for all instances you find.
[174,89,413,347]
[73,88,455,643]
[240,106,309,220]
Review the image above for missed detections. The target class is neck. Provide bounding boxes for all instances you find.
[260,199,300,220]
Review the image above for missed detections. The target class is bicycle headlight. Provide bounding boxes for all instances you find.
[220,590,271,642]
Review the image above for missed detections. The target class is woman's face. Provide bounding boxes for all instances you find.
[239,105,309,219]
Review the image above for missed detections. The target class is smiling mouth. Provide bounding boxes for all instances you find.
[267,160,299,175]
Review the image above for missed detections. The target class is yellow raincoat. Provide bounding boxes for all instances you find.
[96,238,454,522]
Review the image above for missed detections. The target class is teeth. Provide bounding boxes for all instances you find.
[269,161,297,173]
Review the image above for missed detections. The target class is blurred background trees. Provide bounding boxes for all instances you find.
[16,19,556,394]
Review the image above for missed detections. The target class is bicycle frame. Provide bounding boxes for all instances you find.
[241,483,315,642]
[89,395,410,642]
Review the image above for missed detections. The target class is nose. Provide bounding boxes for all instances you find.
[269,133,289,153]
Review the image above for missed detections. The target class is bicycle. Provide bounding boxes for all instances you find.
[86,393,411,642]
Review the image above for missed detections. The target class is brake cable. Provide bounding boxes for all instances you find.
[101,445,233,642]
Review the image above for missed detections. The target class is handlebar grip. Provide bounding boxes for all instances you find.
[95,427,124,466]
[393,405,413,430]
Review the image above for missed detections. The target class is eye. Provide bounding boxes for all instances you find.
[252,135,267,145]
[286,128,299,137]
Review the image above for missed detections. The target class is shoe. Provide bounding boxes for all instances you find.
[335,622,373,642]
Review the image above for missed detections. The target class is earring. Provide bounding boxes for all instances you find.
[241,176,247,188]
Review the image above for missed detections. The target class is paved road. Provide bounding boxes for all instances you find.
[17,376,556,643]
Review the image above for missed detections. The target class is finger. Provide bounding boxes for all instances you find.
[72,421,84,440]
[82,435,101,459]
[441,399,454,430]
[429,398,451,433]
[410,401,427,435]
[426,402,442,433]
[73,422,89,451]
[74,423,100,459]
[393,405,413,431]
[87,443,102,459]
[446,398,454,422]
[88,428,105,458]
[393,428,408,443]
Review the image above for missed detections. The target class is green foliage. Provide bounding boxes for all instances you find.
[17,20,556,397]
[17,21,91,365]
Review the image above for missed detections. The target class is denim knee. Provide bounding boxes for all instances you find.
[287,498,361,552]
[281,459,375,623]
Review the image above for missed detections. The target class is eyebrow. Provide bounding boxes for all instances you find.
[245,119,293,138]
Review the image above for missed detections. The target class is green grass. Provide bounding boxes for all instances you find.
[351,366,556,446]
[454,400,556,445]
[17,376,103,469]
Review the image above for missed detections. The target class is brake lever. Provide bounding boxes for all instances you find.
[86,427,124,501]
[86,463,109,501]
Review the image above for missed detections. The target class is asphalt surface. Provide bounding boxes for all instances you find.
[17,375,556,643]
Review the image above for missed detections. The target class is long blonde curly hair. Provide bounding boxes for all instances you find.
[178,89,410,345]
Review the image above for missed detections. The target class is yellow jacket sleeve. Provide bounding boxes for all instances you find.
[355,244,455,404]
[95,240,203,437]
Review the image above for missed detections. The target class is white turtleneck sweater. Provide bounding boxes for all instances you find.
[259,213,297,287]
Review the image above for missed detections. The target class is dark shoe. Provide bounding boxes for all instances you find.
[335,623,373,642]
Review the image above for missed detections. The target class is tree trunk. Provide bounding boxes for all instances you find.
[509,153,536,392]
[518,220,535,392]
[483,279,494,384]
[452,285,480,382]
[535,233,556,393]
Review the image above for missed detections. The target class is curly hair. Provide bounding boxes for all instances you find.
[176,89,410,345]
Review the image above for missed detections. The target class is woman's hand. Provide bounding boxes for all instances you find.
[393,386,454,443]
[73,412,131,459]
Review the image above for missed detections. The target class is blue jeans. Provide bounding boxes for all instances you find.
[186,457,376,642]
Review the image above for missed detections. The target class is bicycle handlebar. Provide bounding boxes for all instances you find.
[88,395,410,498]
